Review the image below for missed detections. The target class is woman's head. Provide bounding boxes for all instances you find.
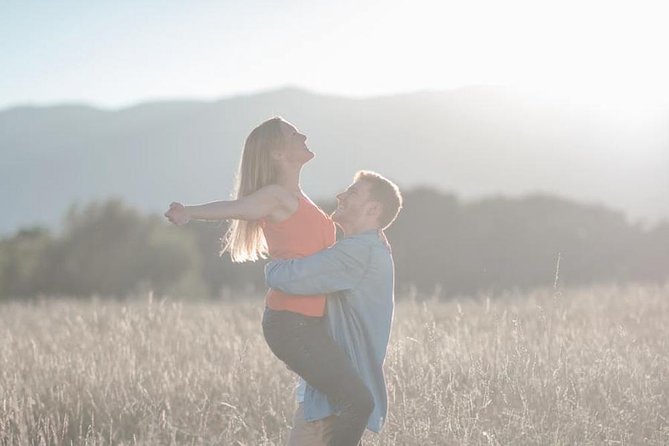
[235,117,313,197]
[221,117,312,262]
[236,117,283,198]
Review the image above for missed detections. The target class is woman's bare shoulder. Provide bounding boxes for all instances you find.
[256,184,294,203]
[254,185,299,218]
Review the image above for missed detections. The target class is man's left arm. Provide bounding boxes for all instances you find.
[265,238,369,295]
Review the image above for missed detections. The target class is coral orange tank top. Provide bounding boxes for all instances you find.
[261,195,336,317]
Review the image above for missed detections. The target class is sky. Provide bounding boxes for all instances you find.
[2,0,669,110]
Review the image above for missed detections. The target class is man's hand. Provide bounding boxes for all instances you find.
[164,202,191,225]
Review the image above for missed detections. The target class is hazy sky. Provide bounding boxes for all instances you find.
[2,0,668,109]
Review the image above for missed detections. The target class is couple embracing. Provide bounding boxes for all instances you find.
[165,117,402,446]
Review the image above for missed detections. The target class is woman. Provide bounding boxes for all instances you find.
[164,117,373,446]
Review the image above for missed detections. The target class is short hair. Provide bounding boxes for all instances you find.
[354,170,403,229]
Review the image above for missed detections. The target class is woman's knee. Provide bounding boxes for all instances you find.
[351,386,374,417]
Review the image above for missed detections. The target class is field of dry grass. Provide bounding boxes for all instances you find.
[1,283,668,445]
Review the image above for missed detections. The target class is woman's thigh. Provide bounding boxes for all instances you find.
[262,308,369,406]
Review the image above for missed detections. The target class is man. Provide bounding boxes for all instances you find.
[265,170,403,446]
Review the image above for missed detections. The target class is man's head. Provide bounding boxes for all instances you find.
[332,170,403,235]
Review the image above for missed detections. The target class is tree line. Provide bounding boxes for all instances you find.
[1,189,667,300]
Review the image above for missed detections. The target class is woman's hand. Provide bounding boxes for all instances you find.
[162,186,293,224]
[164,202,191,225]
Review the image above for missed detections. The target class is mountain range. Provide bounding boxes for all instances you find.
[2,86,668,236]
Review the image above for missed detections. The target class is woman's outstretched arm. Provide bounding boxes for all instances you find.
[164,185,290,224]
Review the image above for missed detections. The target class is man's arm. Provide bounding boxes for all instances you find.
[265,238,369,295]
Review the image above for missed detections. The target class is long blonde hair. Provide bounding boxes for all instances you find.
[220,117,285,262]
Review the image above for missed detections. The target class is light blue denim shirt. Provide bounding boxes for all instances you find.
[265,229,395,433]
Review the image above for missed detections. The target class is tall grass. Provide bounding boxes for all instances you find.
[1,283,668,445]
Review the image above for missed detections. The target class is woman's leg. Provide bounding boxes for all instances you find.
[262,308,373,446]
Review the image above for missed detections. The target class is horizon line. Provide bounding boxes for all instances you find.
[0,83,521,113]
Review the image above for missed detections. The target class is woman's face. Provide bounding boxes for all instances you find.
[276,121,314,165]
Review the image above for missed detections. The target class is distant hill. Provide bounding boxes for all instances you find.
[2,86,668,236]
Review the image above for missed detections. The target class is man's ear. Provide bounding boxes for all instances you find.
[366,201,383,219]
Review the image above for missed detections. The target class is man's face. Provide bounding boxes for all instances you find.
[332,180,376,227]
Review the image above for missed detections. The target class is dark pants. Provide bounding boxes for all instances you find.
[262,307,373,446]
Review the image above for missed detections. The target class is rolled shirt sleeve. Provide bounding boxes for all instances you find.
[265,237,370,295]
